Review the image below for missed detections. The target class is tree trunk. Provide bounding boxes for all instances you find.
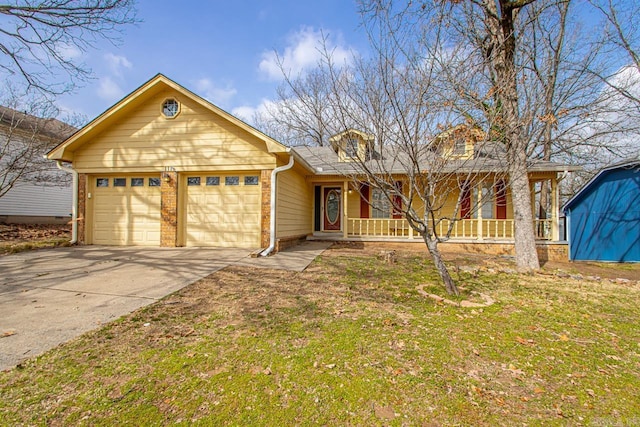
[422,234,459,296]
[509,155,541,271]
[483,0,541,272]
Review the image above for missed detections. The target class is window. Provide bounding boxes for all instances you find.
[345,138,358,159]
[187,177,201,186]
[114,178,126,187]
[472,183,494,219]
[96,178,109,187]
[131,178,144,187]
[149,177,160,187]
[371,188,390,218]
[225,176,239,186]
[206,176,220,186]
[453,138,466,155]
[244,176,259,185]
[162,99,179,118]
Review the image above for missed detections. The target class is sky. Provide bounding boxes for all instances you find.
[56,0,369,124]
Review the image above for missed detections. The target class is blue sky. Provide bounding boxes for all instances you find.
[57,0,368,123]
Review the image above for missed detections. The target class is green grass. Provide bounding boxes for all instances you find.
[0,237,71,255]
[1,251,639,426]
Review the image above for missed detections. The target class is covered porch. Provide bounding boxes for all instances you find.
[310,172,562,242]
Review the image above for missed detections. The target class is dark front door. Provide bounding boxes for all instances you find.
[323,187,341,231]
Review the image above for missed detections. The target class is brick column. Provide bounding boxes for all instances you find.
[161,171,178,247]
[260,169,272,249]
[77,173,87,244]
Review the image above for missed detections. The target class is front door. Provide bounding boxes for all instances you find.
[323,187,341,231]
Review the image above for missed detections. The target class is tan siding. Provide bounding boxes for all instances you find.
[276,166,312,238]
[73,89,276,172]
[347,191,361,218]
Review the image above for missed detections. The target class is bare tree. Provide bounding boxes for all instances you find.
[0,0,138,95]
[0,1,135,199]
[257,67,337,147]
[358,0,640,271]
[263,22,507,295]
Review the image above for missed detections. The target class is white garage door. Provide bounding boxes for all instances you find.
[92,175,161,246]
[185,174,261,248]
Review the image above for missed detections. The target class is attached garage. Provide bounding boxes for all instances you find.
[47,74,296,251]
[91,175,161,246]
[183,174,262,248]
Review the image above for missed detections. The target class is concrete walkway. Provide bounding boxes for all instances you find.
[234,241,333,272]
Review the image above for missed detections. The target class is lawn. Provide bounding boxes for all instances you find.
[1,244,639,426]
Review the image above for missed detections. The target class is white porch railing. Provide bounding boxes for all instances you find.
[347,218,417,238]
[347,217,554,240]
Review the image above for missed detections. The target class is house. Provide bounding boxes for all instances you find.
[0,106,76,224]
[563,157,640,262]
[47,74,578,255]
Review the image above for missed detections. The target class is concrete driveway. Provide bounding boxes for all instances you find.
[0,246,252,370]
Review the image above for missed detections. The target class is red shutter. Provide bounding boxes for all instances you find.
[360,183,370,218]
[460,183,471,219]
[392,181,403,219]
[496,180,507,219]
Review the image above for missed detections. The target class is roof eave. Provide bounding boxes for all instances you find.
[563,160,640,212]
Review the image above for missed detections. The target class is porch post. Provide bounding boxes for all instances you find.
[343,181,348,239]
[551,177,559,241]
[476,184,483,241]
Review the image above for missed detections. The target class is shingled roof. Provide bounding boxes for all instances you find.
[0,105,77,141]
[292,145,579,175]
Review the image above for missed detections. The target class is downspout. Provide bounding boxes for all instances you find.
[55,160,78,244]
[260,153,295,256]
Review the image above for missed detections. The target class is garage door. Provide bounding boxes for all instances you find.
[92,175,161,245]
[185,174,261,248]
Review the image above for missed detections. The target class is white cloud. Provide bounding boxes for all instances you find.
[259,26,352,81]
[193,77,238,107]
[104,53,132,77]
[97,76,125,102]
[232,98,277,122]
[57,43,83,61]
[231,105,258,122]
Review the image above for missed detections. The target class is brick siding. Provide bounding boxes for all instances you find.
[161,171,178,247]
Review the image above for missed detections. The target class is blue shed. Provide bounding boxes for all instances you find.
[563,158,640,262]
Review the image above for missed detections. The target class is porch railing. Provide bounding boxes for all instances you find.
[347,218,417,238]
[535,219,552,240]
[347,217,555,240]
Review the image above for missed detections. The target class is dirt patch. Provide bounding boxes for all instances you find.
[326,241,640,282]
[0,223,70,242]
[0,223,71,255]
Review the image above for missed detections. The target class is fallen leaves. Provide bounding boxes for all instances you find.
[373,403,396,420]
[515,336,535,346]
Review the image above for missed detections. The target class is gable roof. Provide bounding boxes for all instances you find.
[329,129,375,143]
[563,155,640,212]
[47,73,289,162]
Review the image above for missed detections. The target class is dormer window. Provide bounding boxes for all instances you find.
[345,137,358,159]
[329,129,375,162]
[453,138,466,155]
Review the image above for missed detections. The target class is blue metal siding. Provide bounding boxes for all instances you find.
[567,168,640,262]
